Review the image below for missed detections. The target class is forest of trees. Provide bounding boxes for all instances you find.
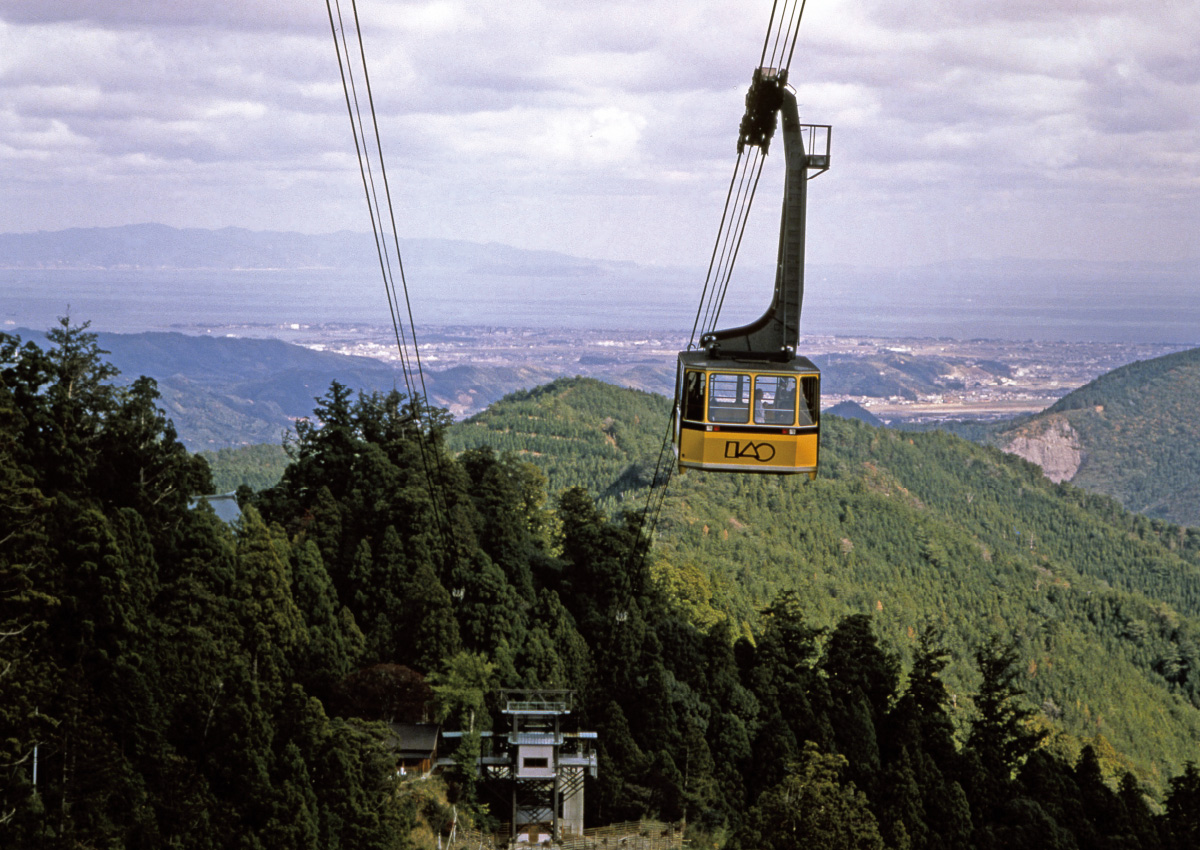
[451,377,1200,792]
[3,322,1200,849]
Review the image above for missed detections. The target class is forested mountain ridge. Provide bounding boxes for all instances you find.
[13,328,563,449]
[988,346,1200,526]
[6,324,1200,849]
[449,377,1200,796]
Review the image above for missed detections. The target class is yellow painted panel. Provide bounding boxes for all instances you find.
[679,429,817,473]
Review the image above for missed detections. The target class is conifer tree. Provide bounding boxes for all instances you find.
[404,558,462,671]
[741,742,885,850]
[888,624,957,769]
[0,393,56,838]
[431,652,496,805]
[291,539,365,699]
[1163,762,1200,850]
[1116,772,1160,848]
[234,507,306,684]
[967,635,1047,778]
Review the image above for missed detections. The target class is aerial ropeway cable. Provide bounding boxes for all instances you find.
[324,0,454,549]
[690,0,810,348]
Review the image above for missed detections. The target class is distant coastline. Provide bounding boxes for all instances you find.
[3,225,1197,345]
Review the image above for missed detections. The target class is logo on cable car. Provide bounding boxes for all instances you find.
[724,440,775,462]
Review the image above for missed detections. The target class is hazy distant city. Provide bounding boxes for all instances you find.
[4,225,1195,425]
[168,320,1188,423]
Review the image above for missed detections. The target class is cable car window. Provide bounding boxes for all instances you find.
[708,373,751,423]
[753,375,796,425]
[800,375,820,425]
[682,370,706,421]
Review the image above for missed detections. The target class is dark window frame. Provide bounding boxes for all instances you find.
[707,373,751,423]
[682,370,706,421]
[753,375,798,426]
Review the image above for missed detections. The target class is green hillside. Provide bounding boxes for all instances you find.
[446,377,671,500]
[990,346,1200,526]
[200,442,290,493]
[451,378,1200,793]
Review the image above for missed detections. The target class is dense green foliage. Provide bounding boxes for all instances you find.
[202,442,290,493]
[6,333,1200,850]
[1042,346,1200,526]
[445,377,671,500]
[0,323,410,848]
[452,378,1200,797]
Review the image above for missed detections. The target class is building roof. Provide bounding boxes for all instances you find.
[387,722,439,759]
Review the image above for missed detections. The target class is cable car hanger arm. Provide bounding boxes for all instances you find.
[702,69,807,361]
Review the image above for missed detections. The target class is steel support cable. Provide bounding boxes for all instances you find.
[766,0,804,72]
[785,0,809,69]
[627,0,814,580]
[687,151,743,349]
[326,0,452,546]
[335,0,453,544]
[710,152,767,332]
[764,0,791,70]
[347,0,443,438]
[335,0,420,396]
[704,147,766,336]
[698,149,759,337]
[699,0,811,340]
[329,0,421,408]
[759,0,781,68]
[641,7,788,566]
[772,0,793,69]
[626,392,679,584]
[696,145,758,338]
[345,0,457,533]
[637,156,765,574]
[703,0,808,335]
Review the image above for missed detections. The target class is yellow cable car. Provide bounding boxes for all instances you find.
[675,352,819,476]
[673,68,830,476]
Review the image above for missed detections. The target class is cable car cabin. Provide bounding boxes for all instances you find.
[674,351,819,476]
[672,66,830,477]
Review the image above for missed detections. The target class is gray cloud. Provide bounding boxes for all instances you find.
[0,0,327,32]
[0,0,1196,269]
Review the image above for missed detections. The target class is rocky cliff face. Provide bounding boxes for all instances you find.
[1000,415,1083,483]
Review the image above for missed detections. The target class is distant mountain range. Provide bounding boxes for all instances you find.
[0,224,695,333]
[10,327,563,450]
[0,223,629,276]
[3,225,1193,284]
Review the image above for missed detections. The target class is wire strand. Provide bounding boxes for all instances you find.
[688,151,744,349]
[348,0,456,533]
[326,0,453,553]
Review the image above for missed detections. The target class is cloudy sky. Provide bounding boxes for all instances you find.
[1,0,1197,270]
